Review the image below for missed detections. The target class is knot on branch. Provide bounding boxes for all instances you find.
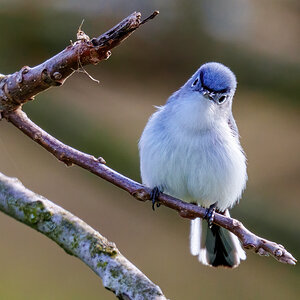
[0,67,34,113]
[41,69,63,86]
[274,248,283,257]
[131,189,149,202]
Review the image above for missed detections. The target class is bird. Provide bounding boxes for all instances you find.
[139,62,247,268]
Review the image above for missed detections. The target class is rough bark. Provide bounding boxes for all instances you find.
[0,11,158,113]
[0,172,167,300]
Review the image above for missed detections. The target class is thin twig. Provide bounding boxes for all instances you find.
[140,10,160,25]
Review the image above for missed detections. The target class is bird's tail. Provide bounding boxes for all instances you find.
[190,210,246,268]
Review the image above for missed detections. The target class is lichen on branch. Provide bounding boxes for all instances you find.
[0,172,167,300]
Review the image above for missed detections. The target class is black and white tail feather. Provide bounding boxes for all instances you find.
[190,210,246,268]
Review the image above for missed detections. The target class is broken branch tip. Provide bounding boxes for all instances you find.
[140,10,159,25]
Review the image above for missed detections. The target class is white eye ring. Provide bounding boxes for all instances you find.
[218,95,227,104]
[191,78,199,87]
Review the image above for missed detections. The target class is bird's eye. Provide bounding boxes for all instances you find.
[191,78,199,87]
[218,95,227,104]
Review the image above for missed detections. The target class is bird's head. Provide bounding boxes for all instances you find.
[165,62,238,131]
[187,62,237,106]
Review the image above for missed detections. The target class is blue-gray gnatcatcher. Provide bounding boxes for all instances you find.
[139,62,247,268]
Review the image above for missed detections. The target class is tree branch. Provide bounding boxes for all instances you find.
[0,11,159,113]
[4,109,297,265]
[0,172,167,300]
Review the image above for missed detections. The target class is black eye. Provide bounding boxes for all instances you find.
[191,78,199,87]
[218,95,226,104]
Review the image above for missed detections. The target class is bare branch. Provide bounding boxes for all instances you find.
[0,11,159,112]
[0,172,167,300]
[4,109,297,266]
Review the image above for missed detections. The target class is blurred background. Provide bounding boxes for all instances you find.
[0,0,299,299]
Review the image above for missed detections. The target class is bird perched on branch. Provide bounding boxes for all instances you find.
[139,62,247,268]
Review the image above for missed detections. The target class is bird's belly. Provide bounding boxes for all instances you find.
[140,129,246,211]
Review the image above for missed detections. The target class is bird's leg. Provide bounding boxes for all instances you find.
[204,202,217,228]
[150,186,161,211]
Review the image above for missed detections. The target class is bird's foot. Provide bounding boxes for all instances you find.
[150,186,161,211]
[204,203,217,228]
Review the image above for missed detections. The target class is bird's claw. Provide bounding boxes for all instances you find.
[205,203,217,228]
[150,187,161,211]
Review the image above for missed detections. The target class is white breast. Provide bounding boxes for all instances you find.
[139,97,247,211]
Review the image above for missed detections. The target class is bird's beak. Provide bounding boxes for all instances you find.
[200,88,216,102]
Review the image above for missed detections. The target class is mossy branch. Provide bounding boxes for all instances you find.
[0,172,167,300]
